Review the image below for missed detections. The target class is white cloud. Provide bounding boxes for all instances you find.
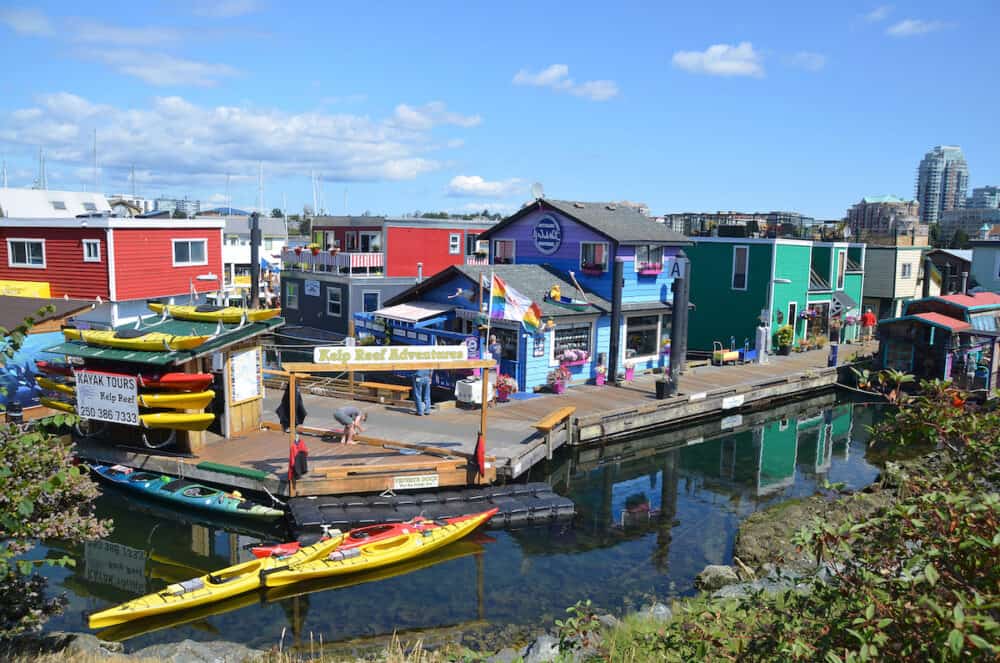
[886,19,950,37]
[80,49,240,87]
[786,51,827,72]
[447,175,523,198]
[512,64,619,101]
[864,5,892,22]
[672,42,764,77]
[71,20,183,46]
[193,0,263,18]
[0,7,53,36]
[0,92,481,190]
[393,102,481,130]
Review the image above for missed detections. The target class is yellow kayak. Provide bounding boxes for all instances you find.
[63,328,211,352]
[262,508,496,588]
[148,302,281,323]
[88,533,345,629]
[138,390,215,410]
[40,397,76,414]
[141,412,215,431]
[36,376,75,396]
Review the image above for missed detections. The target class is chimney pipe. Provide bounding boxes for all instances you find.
[944,264,953,295]
[960,271,968,295]
[922,257,932,298]
[416,262,423,283]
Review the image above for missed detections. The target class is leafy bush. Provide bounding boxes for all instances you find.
[775,325,794,347]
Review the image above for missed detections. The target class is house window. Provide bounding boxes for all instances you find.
[901,263,912,279]
[552,322,592,362]
[625,315,660,359]
[228,236,239,246]
[7,239,45,268]
[326,287,342,316]
[345,231,358,251]
[360,231,380,252]
[465,234,480,255]
[172,239,207,266]
[83,239,101,262]
[731,245,749,290]
[580,242,608,273]
[50,200,66,211]
[264,238,273,251]
[787,302,798,333]
[494,239,515,264]
[449,233,461,255]
[837,249,847,289]
[491,326,518,360]
[635,245,663,273]
[285,282,299,310]
[362,291,380,313]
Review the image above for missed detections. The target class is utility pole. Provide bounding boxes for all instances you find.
[93,129,99,194]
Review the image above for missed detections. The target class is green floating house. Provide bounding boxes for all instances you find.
[684,238,866,352]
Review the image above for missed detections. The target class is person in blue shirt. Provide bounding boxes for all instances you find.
[412,368,432,416]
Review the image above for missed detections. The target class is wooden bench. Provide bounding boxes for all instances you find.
[533,406,577,460]
[357,381,412,403]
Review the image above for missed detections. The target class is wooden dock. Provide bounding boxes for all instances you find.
[75,343,875,497]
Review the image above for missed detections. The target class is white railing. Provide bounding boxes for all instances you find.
[464,255,489,265]
[281,249,384,275]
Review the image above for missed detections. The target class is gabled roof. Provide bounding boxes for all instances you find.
[934,292,1000,310]
[927,248,972,263]
[479,199,690,245]
[384,263,610,316]
[0,296,93,333]
[913,313,970,332]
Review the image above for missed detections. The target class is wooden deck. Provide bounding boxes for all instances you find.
[75,343,875,496]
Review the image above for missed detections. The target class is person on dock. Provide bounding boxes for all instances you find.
[860,307,877,343]
[488,335,502,362]
[412,368,432,416]
[334,405,367,444]
[829,314,842,345]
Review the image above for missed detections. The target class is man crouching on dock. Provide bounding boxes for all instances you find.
[334,405,367,444]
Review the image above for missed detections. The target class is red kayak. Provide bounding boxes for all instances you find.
[251,513,497,558]
[138,373,214,392]
[35,360,74,377]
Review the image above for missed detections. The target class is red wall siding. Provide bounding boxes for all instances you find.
[113,228,223,300]
[0,228,110,299]
[387,227,475,277]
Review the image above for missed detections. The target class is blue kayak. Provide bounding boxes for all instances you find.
[91,465,283,520]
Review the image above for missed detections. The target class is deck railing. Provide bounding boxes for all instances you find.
[281,249,384,275]
[464,255,489,265]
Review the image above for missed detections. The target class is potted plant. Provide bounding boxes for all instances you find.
[624,360,636,382]
[594,364,607,386]
[581,261,604,276]
[775,324,794,355]
[547,366,571,394]
[293,245,303,256]
[496,373,517,402]
[308,243,321,256]
[815,334,828,349]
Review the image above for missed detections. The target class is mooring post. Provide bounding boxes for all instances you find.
[668,252,691,396]
[922,257,933,298]
[608,256,624,384]
[288,371,297,497]
[249,211,261,309]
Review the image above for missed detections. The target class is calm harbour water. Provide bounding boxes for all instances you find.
[38,391,888,653]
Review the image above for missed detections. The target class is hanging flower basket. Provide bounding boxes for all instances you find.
[293,246,303,256]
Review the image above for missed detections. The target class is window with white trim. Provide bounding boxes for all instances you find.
[172,239,207,266]
[900,263,912,279]
[285,282,299,309]
[837,249,847,289]
[635,245,663,273]
[580,242,608,273]
[731,245,749,290]
[83,239,101,262]
[264,238,273,251]
[449,233,461,255]
[625,315,660,358]
[360,231,380,252]
[494,239,515,264]
[7,239,45,268]
[326,287,342,316]
[552,321,593,363]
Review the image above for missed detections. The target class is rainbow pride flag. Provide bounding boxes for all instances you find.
[490,274,543,332]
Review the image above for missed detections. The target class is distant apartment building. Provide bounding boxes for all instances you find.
[846,195,922,242]
[916,145,969,224]
[107,194,153,215]
[940,208,1000,244]
[969,186,1000,209]
[154,197,201,217]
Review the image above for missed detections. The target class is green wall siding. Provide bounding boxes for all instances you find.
[687,242,772,350]
[771,244,812,341]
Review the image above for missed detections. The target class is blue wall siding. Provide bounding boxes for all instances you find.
[417,273,481,313]
[620,246,681,305]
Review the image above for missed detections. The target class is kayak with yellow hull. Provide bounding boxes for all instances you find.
[138,390,215,410]
[88,533,344,629]
[40,397,76,414]
[35,376,75,396]
[63,328,212,352]
[262,508,497,588]
[141,412,215,431]
[147,302,281,323]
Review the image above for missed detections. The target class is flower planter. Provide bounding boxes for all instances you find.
[310,248,320,256]
[551,382,566,394]
[595,373,606,386]
[496,389,510,403]
[560,359,588,367]
[637,265,661,276]
[581,266,604,276]
[293,247,303,256]
[777,345,791,356]
[625,367,635,381]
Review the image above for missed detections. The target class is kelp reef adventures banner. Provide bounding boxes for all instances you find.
[313,345,469,365]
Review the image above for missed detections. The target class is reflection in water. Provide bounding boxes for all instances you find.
[42,394,885,653]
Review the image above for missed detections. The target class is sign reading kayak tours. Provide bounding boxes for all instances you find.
[313,344,469,365]
[75,370,139,425]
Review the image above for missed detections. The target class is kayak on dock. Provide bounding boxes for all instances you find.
[140,412,215,430]
[138,372,214,392]
[261,508,497,587]
[87,533,344,629]
[35,360,74,377]
[63,328,212,352]
[40,396,75,413]
[137,390,215,410]
[35,376,75,396]
[90,465,283,520]
[147,302,281,324]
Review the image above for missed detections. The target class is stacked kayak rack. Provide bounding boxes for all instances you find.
[288,482,575,532]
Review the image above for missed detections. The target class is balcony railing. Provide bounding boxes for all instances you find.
[281,249,384,276]
[464,254,489,265]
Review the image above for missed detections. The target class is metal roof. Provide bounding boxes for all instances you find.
[43,316,283,366]
[373,301,454,323]
[0,296,93,332]
[0,188,111,218]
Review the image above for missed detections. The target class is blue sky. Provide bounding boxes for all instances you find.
[0,1,996,218]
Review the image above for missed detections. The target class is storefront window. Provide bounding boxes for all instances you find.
[626,315,660,358]
[553,322,592,361]
[491,327,518,360]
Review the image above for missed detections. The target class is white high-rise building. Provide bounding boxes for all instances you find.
[915,145,969,225]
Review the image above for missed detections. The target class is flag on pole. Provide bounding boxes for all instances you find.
[489,274,542,332]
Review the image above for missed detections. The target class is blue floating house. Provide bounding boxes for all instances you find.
[358,199,690,392]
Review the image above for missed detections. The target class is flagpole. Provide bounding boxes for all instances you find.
[480,270,494,447]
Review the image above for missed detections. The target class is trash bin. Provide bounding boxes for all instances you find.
[827,344,839,367]
[655,378,669,399]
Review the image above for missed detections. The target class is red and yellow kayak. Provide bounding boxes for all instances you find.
[138,373,214,391]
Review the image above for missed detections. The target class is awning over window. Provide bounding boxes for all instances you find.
[831,291,858,315]
[373,301,454,323]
